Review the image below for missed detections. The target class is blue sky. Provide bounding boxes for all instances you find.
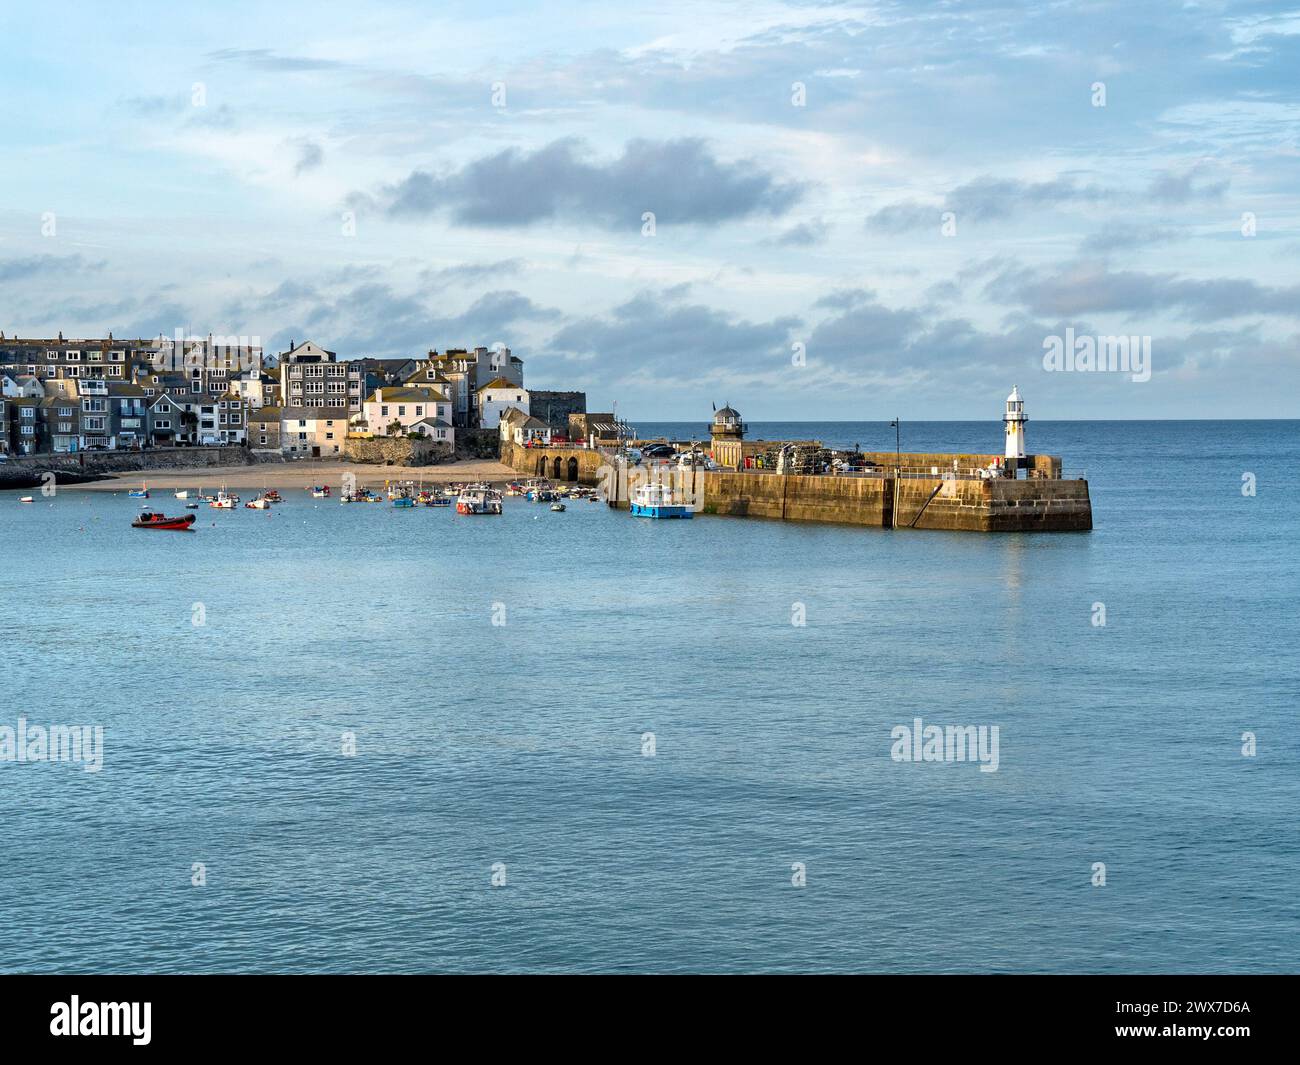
[1,0,1297,419]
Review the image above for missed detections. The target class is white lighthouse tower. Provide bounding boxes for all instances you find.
[1003,385,1027,466]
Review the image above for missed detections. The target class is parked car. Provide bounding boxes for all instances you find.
[643,443,676,457]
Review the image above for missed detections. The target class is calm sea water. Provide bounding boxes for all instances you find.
[0,420,1296,974]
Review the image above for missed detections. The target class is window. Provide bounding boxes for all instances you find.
[21,425,33,435]
[58,407,72,417]
[398,406,406,416]
[65,350,80,361]
[415,405,423,416]
[381,405,389,416]
[326,432,334,440]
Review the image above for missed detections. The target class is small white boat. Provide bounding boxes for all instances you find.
[550,502,566,512]
[630,482,694,519]
[210,487,237,509]
[174,489,189,500]
[245,498,270,509]
[19,496,34,504]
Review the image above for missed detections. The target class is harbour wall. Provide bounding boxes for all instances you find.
[699,470,1091,532]
[0,446,256,489]
[499,444,1092,531]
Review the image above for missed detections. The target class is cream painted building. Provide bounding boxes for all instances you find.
[360,385,454,446]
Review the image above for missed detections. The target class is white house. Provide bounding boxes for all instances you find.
[477,377,529,429]
[1,373,43,398]
[504,412,552,447]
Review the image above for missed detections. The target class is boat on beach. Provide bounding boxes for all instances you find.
[132,511,196,531]
[630,482,694,519]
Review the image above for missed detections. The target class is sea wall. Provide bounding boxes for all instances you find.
[0,446,255,489]
[343,436,451,466]
[699,471,1091,531]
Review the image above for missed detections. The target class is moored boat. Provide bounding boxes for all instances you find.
[630,482,694,519]
[456,487,503,515]
[210,488,237,509]
[132,511,196,531]
[245,498,270,509]
[128,482,150,499]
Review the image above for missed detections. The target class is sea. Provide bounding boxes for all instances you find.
[0,420,1295,973]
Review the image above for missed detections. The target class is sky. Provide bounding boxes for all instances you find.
[0,0,1297,420]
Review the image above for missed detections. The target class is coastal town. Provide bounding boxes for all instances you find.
[0,332,607,458]
[0,330,1092,532]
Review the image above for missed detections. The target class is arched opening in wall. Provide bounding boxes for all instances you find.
[536,456,547,476]
[553,457,562,479]
[567,457,579,482]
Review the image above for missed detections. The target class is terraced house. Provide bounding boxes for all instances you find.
[0,333,152,384]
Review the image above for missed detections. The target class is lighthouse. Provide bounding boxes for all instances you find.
[1003,385,1027,466]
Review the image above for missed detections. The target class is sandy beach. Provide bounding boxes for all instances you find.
[75,459,518,492]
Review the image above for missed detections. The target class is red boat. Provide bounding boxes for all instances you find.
[132,511,197,531]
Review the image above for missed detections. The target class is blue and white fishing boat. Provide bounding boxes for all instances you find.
[630,482,693,519]
[392,496,416,508]
[128,482,150,499]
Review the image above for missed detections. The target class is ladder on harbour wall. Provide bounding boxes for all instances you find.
[906,482,946,529]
